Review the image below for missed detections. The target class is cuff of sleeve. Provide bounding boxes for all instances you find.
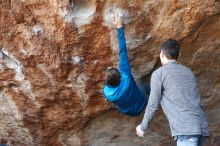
[140,124,147,133]
[117,27,124,32]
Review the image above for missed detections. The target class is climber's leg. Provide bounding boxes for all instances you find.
[108,103,119,110]
[137,83,151,96]
[142,83,151,95]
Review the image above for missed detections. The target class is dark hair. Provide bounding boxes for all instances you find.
[160,39,180,60]
[105,67,121,87]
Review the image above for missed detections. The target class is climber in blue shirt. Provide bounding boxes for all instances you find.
[103,13,150,116]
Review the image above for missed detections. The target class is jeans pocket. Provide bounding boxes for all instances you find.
[177,136,200,146]
[187,137,199,143]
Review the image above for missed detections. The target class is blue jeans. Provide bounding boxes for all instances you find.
[175,135,204,146]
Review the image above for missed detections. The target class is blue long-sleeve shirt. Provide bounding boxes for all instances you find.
[103,27,147,116]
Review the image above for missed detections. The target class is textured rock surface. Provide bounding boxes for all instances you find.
[0,0,220,145]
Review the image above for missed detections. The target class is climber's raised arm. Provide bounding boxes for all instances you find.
[115,14,131,75]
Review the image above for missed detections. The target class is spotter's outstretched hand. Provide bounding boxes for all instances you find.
[136,125,145,137]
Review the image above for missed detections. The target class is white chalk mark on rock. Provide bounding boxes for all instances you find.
[145,33,152,41]
[20,48,29,56]
[1,48,24,81]
[104,7,130,28]
[71,56,81,64]
[61,0,97,27]
[0,48,38,103]
[32,24,44,35]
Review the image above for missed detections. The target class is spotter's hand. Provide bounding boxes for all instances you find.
[136,125,145,137]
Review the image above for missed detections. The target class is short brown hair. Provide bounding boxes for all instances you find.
[105,67,121,87]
